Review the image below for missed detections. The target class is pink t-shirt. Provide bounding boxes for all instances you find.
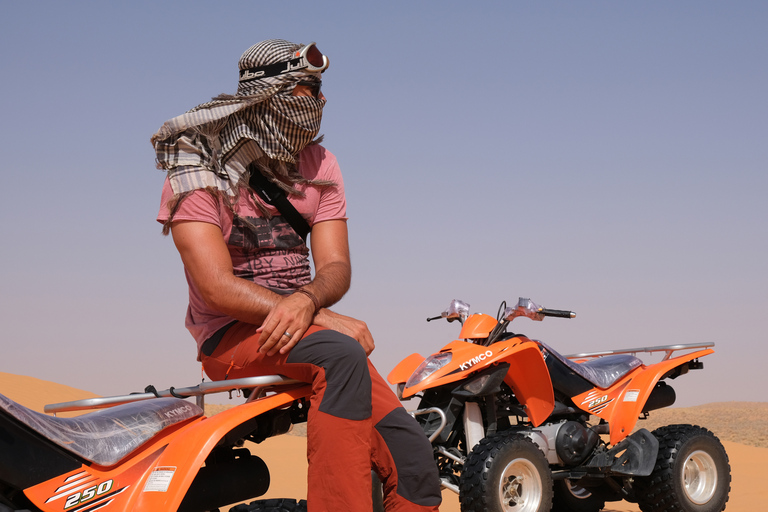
[157,144,347,351]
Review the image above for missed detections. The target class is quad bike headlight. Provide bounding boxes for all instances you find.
[405,352,453,388]
[462,373,493,395]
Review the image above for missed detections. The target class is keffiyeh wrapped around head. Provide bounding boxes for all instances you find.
[151,39,327,196]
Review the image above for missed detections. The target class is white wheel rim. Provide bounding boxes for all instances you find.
[682,449,718,504]
[566,479,593,499]
[498,458,542,512]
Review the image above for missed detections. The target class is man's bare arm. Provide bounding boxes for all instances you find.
[170,220,287,325]
[302,219,351,307]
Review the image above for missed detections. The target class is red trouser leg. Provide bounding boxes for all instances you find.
[306,410,372,509]
[368,364,441,512]
[201,322,440,511]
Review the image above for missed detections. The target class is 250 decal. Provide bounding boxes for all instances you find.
[65,480,113,509]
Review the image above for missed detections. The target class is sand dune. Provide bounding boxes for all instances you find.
[1,372,765,511]
[0,372,99,417]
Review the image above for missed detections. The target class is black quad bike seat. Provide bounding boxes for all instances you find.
[538,342,642,395]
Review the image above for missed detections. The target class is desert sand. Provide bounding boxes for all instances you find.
[1,371,765,511]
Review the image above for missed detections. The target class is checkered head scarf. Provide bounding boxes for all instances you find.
[151,39,328,196]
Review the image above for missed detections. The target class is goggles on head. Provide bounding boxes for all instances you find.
[239,42,329,84]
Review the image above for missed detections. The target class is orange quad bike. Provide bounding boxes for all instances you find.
[387,298,731,512]
[0,375,314,512]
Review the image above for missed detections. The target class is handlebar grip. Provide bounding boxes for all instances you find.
[540,308,576,318]
[426,316,443,322]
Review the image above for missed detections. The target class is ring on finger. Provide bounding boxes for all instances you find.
[283,331,292,338]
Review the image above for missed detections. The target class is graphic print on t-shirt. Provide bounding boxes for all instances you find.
[228,214,311,292]
[229,215,304,250]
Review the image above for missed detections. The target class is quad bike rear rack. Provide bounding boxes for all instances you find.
[565,341,714,361]
[44,375,302,415]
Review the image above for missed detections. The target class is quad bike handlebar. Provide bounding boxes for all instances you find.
[539,308,576,318]
[504,297,575,322]
[426,297,575,326]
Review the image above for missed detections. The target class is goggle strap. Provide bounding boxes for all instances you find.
[239,57,306,82]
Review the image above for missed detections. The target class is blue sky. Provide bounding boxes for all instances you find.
[1,1,765,407]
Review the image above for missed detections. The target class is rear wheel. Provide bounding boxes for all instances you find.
[459,431,553,512]
[229,498,307,511]
[636,424,730,512]
[551,479,606,512]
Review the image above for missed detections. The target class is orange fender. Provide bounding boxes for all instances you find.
[132,384,311,511]
[387,353,426,385]
[394,337,554,427]
[24,417,204,511]
[500,340,555,427]
[606,348,712,444]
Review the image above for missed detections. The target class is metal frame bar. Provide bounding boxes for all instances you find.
[44,375,302,414]
[408,407,448,443]
[565,342,714,361]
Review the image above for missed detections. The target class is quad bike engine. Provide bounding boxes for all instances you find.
[528,420,599,466]
[555,420,599,466]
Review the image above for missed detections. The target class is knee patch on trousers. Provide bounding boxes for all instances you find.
[375,408,442,506]
[286,330,371,420]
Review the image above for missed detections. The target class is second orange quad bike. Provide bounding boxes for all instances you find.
[0,375,313,512]
[386,298,731,512]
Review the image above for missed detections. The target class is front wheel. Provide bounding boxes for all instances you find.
[635,424,730,512]
[459,431,553,512]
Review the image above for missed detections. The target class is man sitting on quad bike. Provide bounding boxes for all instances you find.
[152,39,441,512]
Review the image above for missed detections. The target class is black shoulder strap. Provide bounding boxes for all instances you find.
[247,164,311,242]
